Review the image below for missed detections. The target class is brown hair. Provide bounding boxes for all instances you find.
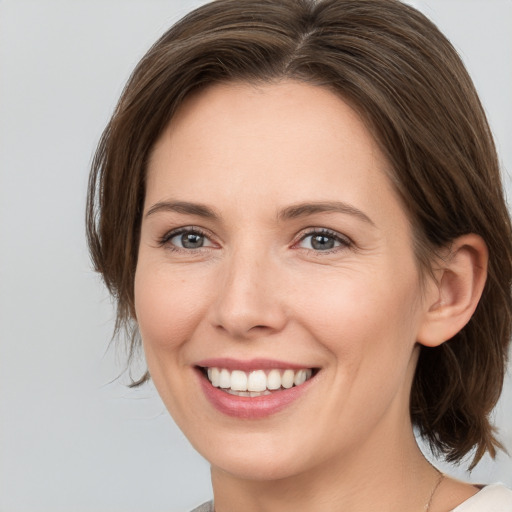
[86,0,512,468]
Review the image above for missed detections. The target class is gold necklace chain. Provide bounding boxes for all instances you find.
[425,471,445,512]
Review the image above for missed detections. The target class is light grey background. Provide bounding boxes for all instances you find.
[0,1,511,511]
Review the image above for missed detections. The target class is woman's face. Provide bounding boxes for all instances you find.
[135,81,432,480]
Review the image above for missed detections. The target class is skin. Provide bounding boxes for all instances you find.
[135,81,484,511]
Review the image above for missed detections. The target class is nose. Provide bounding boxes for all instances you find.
[209,247,288,340]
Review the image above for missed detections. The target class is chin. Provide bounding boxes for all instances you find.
[211,453,310,482]
[192,429,323,482]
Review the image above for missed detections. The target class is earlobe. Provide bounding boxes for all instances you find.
[417,234,488,348]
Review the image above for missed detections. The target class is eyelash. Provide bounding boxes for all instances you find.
[294,228,352,254]
[158,227,352,254]
[158,227,215,253]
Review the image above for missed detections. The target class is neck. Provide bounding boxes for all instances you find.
[210,420,440,512]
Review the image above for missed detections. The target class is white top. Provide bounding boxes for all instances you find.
[191,484,512,512]
[451,484,512,511]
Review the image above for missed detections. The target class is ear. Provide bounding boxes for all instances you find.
[417,234,488,348]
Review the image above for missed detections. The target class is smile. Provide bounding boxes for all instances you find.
[204,367,314,396]
[196,361,319,419]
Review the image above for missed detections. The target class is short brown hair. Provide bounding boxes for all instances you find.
[87,0,512,468]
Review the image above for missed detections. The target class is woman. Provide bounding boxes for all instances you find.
[86,0,512,510]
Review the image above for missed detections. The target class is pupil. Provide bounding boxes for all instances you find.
[311,234,334,250]
[182,233,203,248]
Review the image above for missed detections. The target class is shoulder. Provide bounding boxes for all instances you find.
[190,500,214,512]
[452,484,512,511]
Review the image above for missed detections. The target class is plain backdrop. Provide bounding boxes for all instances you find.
[0,1,511,511]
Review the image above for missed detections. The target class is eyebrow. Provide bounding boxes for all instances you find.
[145,200,220,219]
[278,201,375,226]
[145,199,374,226]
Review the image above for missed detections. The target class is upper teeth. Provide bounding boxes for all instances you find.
[206,368,313,392]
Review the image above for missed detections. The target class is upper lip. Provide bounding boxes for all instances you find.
[195,358,316,372]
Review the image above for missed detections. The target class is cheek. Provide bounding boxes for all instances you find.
[292,262,423,401]
[294,266,420,344]
[134,264,206,354]
[133,263,209,422]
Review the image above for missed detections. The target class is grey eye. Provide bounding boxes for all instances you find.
[309,234,338,250]
[170,231,212,249]
[298,230,349,251]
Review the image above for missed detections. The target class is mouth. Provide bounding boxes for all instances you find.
[197,366,318,396]
[194,358,320,418]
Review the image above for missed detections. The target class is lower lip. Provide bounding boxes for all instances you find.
[197,370,315,419]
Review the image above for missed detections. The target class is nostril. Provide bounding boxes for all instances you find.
[213,320,278,338]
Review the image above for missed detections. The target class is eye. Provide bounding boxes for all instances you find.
[162,228,215,250]
[297,229,351,251]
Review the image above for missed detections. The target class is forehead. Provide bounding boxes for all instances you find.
[152,80,381,158]
[146,80,404,226]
